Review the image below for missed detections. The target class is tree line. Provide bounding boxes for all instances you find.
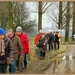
[38,1,75,42]
[0,2,36,34]
[0,1,75,42]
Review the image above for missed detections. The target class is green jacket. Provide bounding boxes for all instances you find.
[10,35,23,60]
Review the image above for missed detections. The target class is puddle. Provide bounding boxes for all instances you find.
[44,55,75,74]
[53,55,75,65]
[62,55,75,61]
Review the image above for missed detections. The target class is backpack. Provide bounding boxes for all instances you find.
[37,37,47,47]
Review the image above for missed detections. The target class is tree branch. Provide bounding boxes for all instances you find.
[42,2,54,14]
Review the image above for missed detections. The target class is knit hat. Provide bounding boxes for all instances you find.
[0,28,5,34]
[16,26,22,32]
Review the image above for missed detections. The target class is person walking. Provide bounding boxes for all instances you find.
[54,31,59,50]
[34,30,43,57]
[16,26,29,70]
[0,28,13,73]
[48,30,54,51]
[53,31,56,50]
[37,32,47,59]
[58,31,62,49]
[7,29,23,73]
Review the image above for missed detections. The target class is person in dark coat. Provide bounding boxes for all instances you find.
[45,32,49,41]
[7,29,23,73]
[48,30,54,51]
[54,31,59,50]
[53,31,56,50]
[44,32,49,51]
[0,28,13,73]
[37,32,47,59]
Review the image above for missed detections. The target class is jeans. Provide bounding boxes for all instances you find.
[9,60,16,73]
[37,47,41,56]
[0,64,7,73]
[40,51,43,57]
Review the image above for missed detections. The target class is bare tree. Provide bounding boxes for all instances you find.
[65,2,70,42]
[38,1,54,31]
[46,2,67,30]
[0,2,8,30]
[13,2,36,33]
[58,1,62,29]
[0,2,36,34]
[8,1,13,29]
[38,1,42,32]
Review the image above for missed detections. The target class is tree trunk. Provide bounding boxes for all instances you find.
[58,1,62,29]
[72,2,75,41]
[38,1,42,32]
[65,2,70,42]
[8,2,13,29]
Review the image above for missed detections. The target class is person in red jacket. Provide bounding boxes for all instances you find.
[16,26,29,70]
[34,30,43,57]
[34,30,43,45]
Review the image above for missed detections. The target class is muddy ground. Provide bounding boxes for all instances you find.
[15,45,75,74]
[44,45,75,74]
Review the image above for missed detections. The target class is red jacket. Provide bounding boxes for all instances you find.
[16,32,29,54]
[34,34,41,45]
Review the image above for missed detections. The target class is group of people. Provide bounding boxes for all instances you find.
[0,26,62,73]
[0,26,29,73]
[34,30,62,60]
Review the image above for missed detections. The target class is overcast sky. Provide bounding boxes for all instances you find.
[26,2,59,29]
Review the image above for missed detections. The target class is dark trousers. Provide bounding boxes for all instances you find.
[17,54,27,70]
[16,55,22,69]
[16,55,19,69]
[0,64,7,73]
[48,43,53,51]
[24,54,27,68]
[54,42,60,50]
[40,51,46,59]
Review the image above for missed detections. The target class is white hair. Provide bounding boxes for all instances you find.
[39,30,43,33]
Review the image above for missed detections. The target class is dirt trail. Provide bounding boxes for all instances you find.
[44,45,75,74]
